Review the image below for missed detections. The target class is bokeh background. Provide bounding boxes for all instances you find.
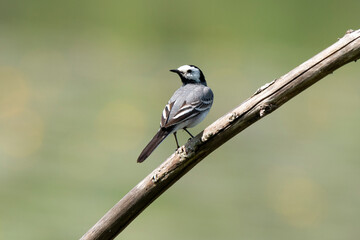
[1,0,360,239]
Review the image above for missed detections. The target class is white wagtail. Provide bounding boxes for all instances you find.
[137,65,214,163]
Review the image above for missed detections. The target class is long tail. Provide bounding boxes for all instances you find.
[137,128,171,163]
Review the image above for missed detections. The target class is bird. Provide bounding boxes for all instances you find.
[137,65,214,163]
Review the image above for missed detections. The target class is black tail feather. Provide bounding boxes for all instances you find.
[137,129,171,163]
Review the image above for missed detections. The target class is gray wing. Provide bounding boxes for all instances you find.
[160,86,213,129]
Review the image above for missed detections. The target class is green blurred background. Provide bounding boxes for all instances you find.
[1,0,359,239]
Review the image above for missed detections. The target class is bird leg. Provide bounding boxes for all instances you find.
[173,132,180,150]
[184,128,194,139]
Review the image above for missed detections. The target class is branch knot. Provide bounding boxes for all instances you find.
[259,103,275,117]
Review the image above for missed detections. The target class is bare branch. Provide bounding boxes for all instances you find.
[81,29,360,240]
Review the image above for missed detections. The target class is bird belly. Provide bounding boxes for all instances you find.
[174,109,210,131]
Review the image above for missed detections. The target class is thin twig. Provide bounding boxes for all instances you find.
[81,29,360,240]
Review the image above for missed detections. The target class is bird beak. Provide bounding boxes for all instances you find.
[170,69,180,74]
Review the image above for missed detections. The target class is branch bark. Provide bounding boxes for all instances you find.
[81,29,360,240]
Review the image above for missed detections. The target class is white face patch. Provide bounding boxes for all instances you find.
[177,65,201,82]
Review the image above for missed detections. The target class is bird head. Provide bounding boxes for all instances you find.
[170,65,206,86]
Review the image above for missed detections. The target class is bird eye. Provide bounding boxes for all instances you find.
[187,69,192,73]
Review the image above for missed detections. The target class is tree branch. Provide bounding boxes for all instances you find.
[81,29,360,240]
